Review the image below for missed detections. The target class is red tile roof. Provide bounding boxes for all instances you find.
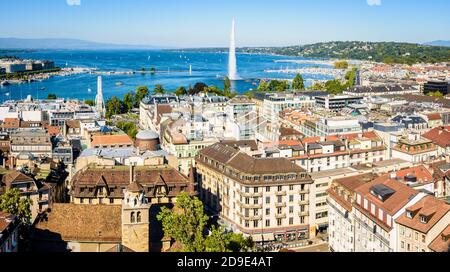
[422,126,450,148]
[428,224,450,252]
[395,165,433,184]
[396,196,450,234]
[91,134,133,146]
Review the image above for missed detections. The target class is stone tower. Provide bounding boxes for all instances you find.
[121,164,151,252]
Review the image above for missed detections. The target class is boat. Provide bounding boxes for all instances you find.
[1,81,10,86]
[39,87,46,91]
[115,82,124,86]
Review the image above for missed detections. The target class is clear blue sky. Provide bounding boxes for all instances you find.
[1,0,449,48]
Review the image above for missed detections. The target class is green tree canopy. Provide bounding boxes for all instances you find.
[116,121,138,139]
[84,99,95,106]
[268,80,289,92]
[223,76,231,95]
[47,94,57,100]
[157,192,254,252]
[292,74,305,90]
[154,84,165,95]
[123,92,135,112]
[105,96,125,118]
[175,86,188,96]
[334,61,349,69]
[135,86,149,106]
[157,192,208,252]
[0,188,32,226]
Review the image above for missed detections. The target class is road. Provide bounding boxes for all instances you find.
[295,243,330,252]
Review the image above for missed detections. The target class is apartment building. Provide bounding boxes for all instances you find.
[262,93,315,124]
[300,117,362,137]
[353,176,426,252]
[392,133,438,163]
[195,143,314,245]
[396,196,450,252]
[327,173,378,252]
[0,212,20,253]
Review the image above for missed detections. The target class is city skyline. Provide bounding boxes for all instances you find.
[0,0,449,48]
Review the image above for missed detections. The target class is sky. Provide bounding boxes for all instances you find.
[1,0,449,48]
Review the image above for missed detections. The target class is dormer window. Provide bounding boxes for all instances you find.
[406,211,413,219]
[420,215,428,224]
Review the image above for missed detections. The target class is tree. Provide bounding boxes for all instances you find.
[309,82,325,90]
[334,61,349,69]
[0,188,32,226]
[157,192,254,252]
[428,91,444,98]
[157,192,208,252]
[175,86,188,96]
[154,84,165,95]
[208,86,222,96]
[85,99,95,106]
[292,74,305,90]
[150,67,156,74]
[268,80,289,92]
[105,96,125,118]
[189,83,208,95]
[117,121,139,139]
[223,76,231,95]
[257,80,269,92]
[123,92,135,112]
[47,94,57,99]
[135,86,149,106]
[204,226,254,252]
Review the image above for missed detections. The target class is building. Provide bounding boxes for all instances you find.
[69,164,195,206]
[225,96,257,140]
[262,93,315,124]
[9,129,53,165]
[392,133,438,163]
[391,115,429,131]
[90,134,134,149]
[0,212,19,252]
[428,225,450,252]
[31,204,122,252]
[423,80,450,96]
[327,173,377,252]
[195,143,314,245]
[395,196,450,252]
[353,176,426,252]
[315,95,363,112]
[135,130,160,152]
[422,126,450,157]
[1,170,52,222]
[300,117,362,137]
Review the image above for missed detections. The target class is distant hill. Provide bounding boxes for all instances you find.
[0,38,161,50]
[424,40,450,47]
[233,41,450,64]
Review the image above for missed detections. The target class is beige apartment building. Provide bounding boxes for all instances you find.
[395,196,450,252]
[195,143,314,244]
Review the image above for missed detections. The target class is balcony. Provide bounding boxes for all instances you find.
[298,189,310,194]
[298,211,309,217]
[275,202,287,208]
[237,201,262,209]
[275,191,287,196]
[298,199,309,205]
[242,192,263,198]
[275,213,287,219]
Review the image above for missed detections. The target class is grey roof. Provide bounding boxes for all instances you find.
[79,147,167,159]
[136,130,159,140]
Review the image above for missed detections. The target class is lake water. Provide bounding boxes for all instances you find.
[0,50,335,101]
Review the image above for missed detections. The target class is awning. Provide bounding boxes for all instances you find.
[263,233,275,241]
[252,234,264,242]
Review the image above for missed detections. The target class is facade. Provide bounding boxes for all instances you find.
[327,173,377,252]
[315,95,363,112]
[69,164,195,205]
[353,176,426,252]
[262,93,315,124]
[300,117,362,137]
[225,96,257,140]
[195,143,314,245]
[9,129,53,163]
[1,170,51,222]
[395,196,450,252]
[392,133,438,163]
[422,126,450,157]
[423,80,450,96]
[0,212,19,252]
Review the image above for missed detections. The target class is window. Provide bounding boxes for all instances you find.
[406,211,413,219]
[80,198,84,204]
[131,212,136,223]
[277,196,282,203]
[387,215,392,226]
[289,218,294,225]
[277,219,282,226]
[422,235,426,243]
[266,197,270,204]
[289,185,294,191]
[289,195,294,202]
[371,204,376,215]
[266,186,270,192]
[253,221,258,228]
[254,187,259,193]
[378,209,384,221]
[110,198,114,204]
[137,212,142,223]
[278,186,283,192]
[420,216,428,224]
[289,206,294,214]
[277,207,282,214]
[266,220,270,227]
[364,199,368,209]
[356,194,361,205]
[266,208,270,215]
[300,216,305,224]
